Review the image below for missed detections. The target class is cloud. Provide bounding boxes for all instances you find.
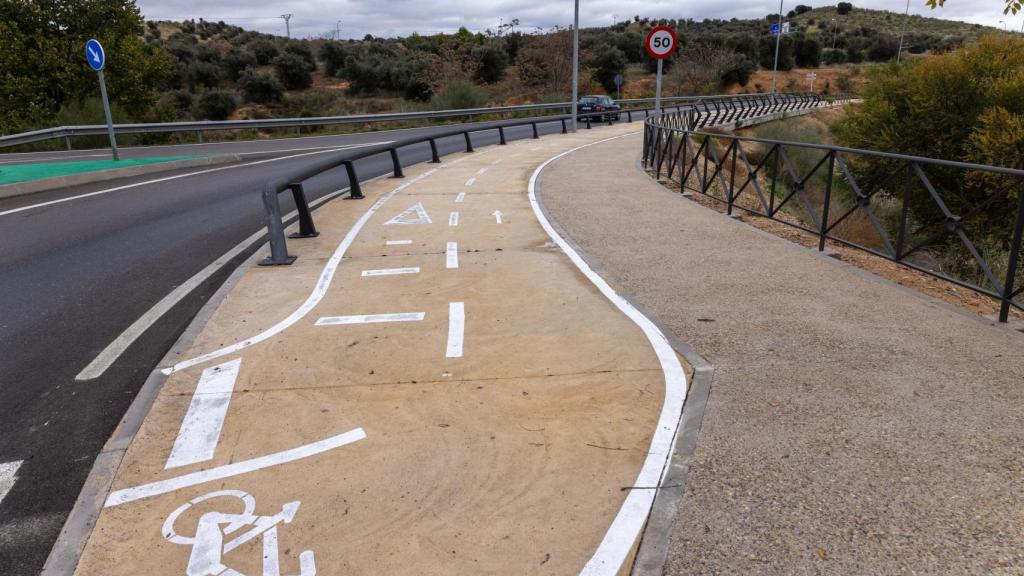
[137,0,1017,39]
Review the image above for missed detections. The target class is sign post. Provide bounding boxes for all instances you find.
[644,26,678,117]
[806,72,817,92]
[614,73,624,100]
[85,39,119,161]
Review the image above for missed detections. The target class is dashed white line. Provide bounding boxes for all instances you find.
[446,242,459,269]
[476,167,488,175]
[361,267,420,277]
[492,210,504,224]
[446,302,465,358]
[385,240,413,245]
[105,428,367,507]
[464,177,476,187]
[0,461,23,505]
[165,359,241,470]
[315,312,425,325]
[449,211,459,226]
[455,192,466,203]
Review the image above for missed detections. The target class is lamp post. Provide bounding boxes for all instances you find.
[770,0,784,93]
[831,18,838,49]
[571,0,579,132]
[896,0,910,63]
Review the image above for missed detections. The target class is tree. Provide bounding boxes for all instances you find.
[196,90,237,120]
[794,36,822,67]
[926,0,1022,15]
[238,68,283,103]
[794,4,813,14]
[273,53,313,90]
[249,39,279,65]
[221,48,256,81]
[472,44,508,84]
[837,2,854,15]
[590,45,627,93]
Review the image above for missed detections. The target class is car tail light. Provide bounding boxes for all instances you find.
[595,105,602,111]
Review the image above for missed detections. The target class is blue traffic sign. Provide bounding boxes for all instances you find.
[770,22,791,36]
[85,39,105,71]
[770,23,779,34]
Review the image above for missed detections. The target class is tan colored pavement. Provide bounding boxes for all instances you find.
[74,124,689,575]
[538,133,1024,574]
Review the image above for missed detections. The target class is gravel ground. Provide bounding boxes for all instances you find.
[537,132,1024,575]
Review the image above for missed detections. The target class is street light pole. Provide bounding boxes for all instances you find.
[571,0,579,132]
[831,18,838,49]
[896,0,910,64]
[771,0,783,93]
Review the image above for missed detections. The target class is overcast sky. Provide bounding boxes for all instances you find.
[136,0,1017,39]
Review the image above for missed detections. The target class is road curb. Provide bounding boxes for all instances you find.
[0,155,243,200]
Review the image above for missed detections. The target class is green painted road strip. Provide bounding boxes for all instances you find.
[0,156,204,185]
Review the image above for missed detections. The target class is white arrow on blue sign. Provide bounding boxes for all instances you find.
[85,39,105,71]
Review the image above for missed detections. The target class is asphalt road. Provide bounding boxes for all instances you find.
[0,116,601,575]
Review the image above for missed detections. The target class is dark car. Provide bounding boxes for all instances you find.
[577,95,621,121]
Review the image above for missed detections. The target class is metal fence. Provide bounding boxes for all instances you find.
[643,109,1024,323]
[0,93,837,151]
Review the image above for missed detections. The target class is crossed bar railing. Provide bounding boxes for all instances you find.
[643,108,1024,323]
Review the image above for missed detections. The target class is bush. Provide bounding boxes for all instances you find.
[794,36,822,67]
[430,81,486,110]
[867,36,898,61]
[238,68,283,103]
[196,90,237,120]
[221,48,257,81]
[822,48,847,65]
[590,44,627,93]
[473,44,509,84]
[794,4,813,14]
[272,52,313,90]
[249,39,279,65]
[837,2,853,15]
[320,42,347,76]
[189,61,221,89]
[721,54,756,86]
[283,41,316,70]
[158,90,193,114]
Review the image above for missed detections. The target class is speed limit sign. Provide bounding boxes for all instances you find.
[645,26,678,59]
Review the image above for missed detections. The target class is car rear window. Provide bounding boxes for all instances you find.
[580,97,599,104]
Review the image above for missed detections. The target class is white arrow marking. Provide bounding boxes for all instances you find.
[449,211,459,226]
[0,461,23,505]
[88,46,100,63]
[492,210,504,224]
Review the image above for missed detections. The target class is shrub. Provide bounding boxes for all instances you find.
[794,36,822,67]
[320,42,347,76]
[249,39,279,65]
[221,48,256,81]
[189,61,221,88]
[283,41,316,70]
[196,90,237,120]
[238,68,283,103]
[158,89,193,114]
[721,54,756,86]
[473,44,509,84]
[822,48,847,65]
[272,53,313,90]
[430,81,486,110]
[590,44,627,93]
[794,4,813,14]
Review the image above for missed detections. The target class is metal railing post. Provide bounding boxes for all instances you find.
[196,130,203,144]
[999,178,1024,322]
[531,122,539,139]
[429,138,441,163]
[561,119,568,134]
[819,151,836,251]
[627,110,633,123]
[343,160,364,200]
[389,148,404,178]
[727,140,738,215]
[260,184,296,266]
[64,136,72,150]
[499,126,507,144]
[288,183,319,239]
[463,132,474,153]
[585,116,592,129]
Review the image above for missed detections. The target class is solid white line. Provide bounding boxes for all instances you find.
[385,239,412,245]
[446,242,459,269]
[0,461,23,505]
[526,132,688,576]
[165,359,241,469]
[105,428,366,507]
[449,211,459,226]
[446,302,465,358]
[316,312,425,325]
[361,267,419,277]
[160,152,484,375]
[0,142,389,219]
[455,192,466,203]
[464,177,475,187]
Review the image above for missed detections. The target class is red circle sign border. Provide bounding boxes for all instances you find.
[644,25,678,60]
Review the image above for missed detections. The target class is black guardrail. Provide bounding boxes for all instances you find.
[643,101,1024,323]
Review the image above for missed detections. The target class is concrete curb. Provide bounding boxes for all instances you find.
[0,155,243,200]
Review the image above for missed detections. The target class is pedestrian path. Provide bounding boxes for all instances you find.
[72,123,690,575]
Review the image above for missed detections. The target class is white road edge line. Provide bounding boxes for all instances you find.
[446,242,459,269]
[0,141,390,219]
[0,460,23,505]
[159,152,484,376]
[105,428,366,507]
[385,240,412,245]
[527,132,688,576]
[446,302,465,358]
[361,267,420,277]
[165,359,241,469]
[449,211,459,226]
[315,312,425,325]
[455,192,466,203]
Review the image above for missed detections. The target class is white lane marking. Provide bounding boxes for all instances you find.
[464,177,475,187]
[449,211,459,226]
[446,302,465,358]
[530,147,542,151]
[165,359,241,469]
[527,132,688,576]
[385,239,412,245]
[446,242,459,269]
[0,461,23,504]
[476,167,488,175]
[316,312,425,325]
[491,159,503,165]
[76,182,357,381]
[455,192,465,203]
[0,142,391,219]
[492,210,504,224]
[385,202,431,225]
[105,428,367,507]
[361,267,419,277]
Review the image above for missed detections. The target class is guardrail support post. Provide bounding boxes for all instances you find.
[288,183,320,239]
[999,178,1024,322]
[196,130,203,144]
[499,126,507,145]
[389,148,404,178]
[561,119,568,134]
[64,136,72,150]
[260,185,296,266]
[818,151,837,251]
[429,139,441,163]
[585,116,592,130]
[463,132,474,153]
[531,122,539,139]
[343,160,365,200]
[627,110,633,123]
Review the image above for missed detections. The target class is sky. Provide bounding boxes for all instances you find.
[136,0,1019,39]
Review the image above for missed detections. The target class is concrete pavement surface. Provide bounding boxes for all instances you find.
[538,133,1024,574]
[70,123,691,574]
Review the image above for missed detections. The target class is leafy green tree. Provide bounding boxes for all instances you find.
[926,0,1022,15]
[221,48,257,81]
[238,68,283,103]
[249,39,279,65]
[196,89,236,120]
[273,52,313,90]
[794,36,822,67]
[472,44,508,83]
[837,2,853,15]
[189,61,221,89]
[591,44,627,93]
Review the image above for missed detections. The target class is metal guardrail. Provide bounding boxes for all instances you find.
[0,93,802,151]
[642,97,1024,323]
